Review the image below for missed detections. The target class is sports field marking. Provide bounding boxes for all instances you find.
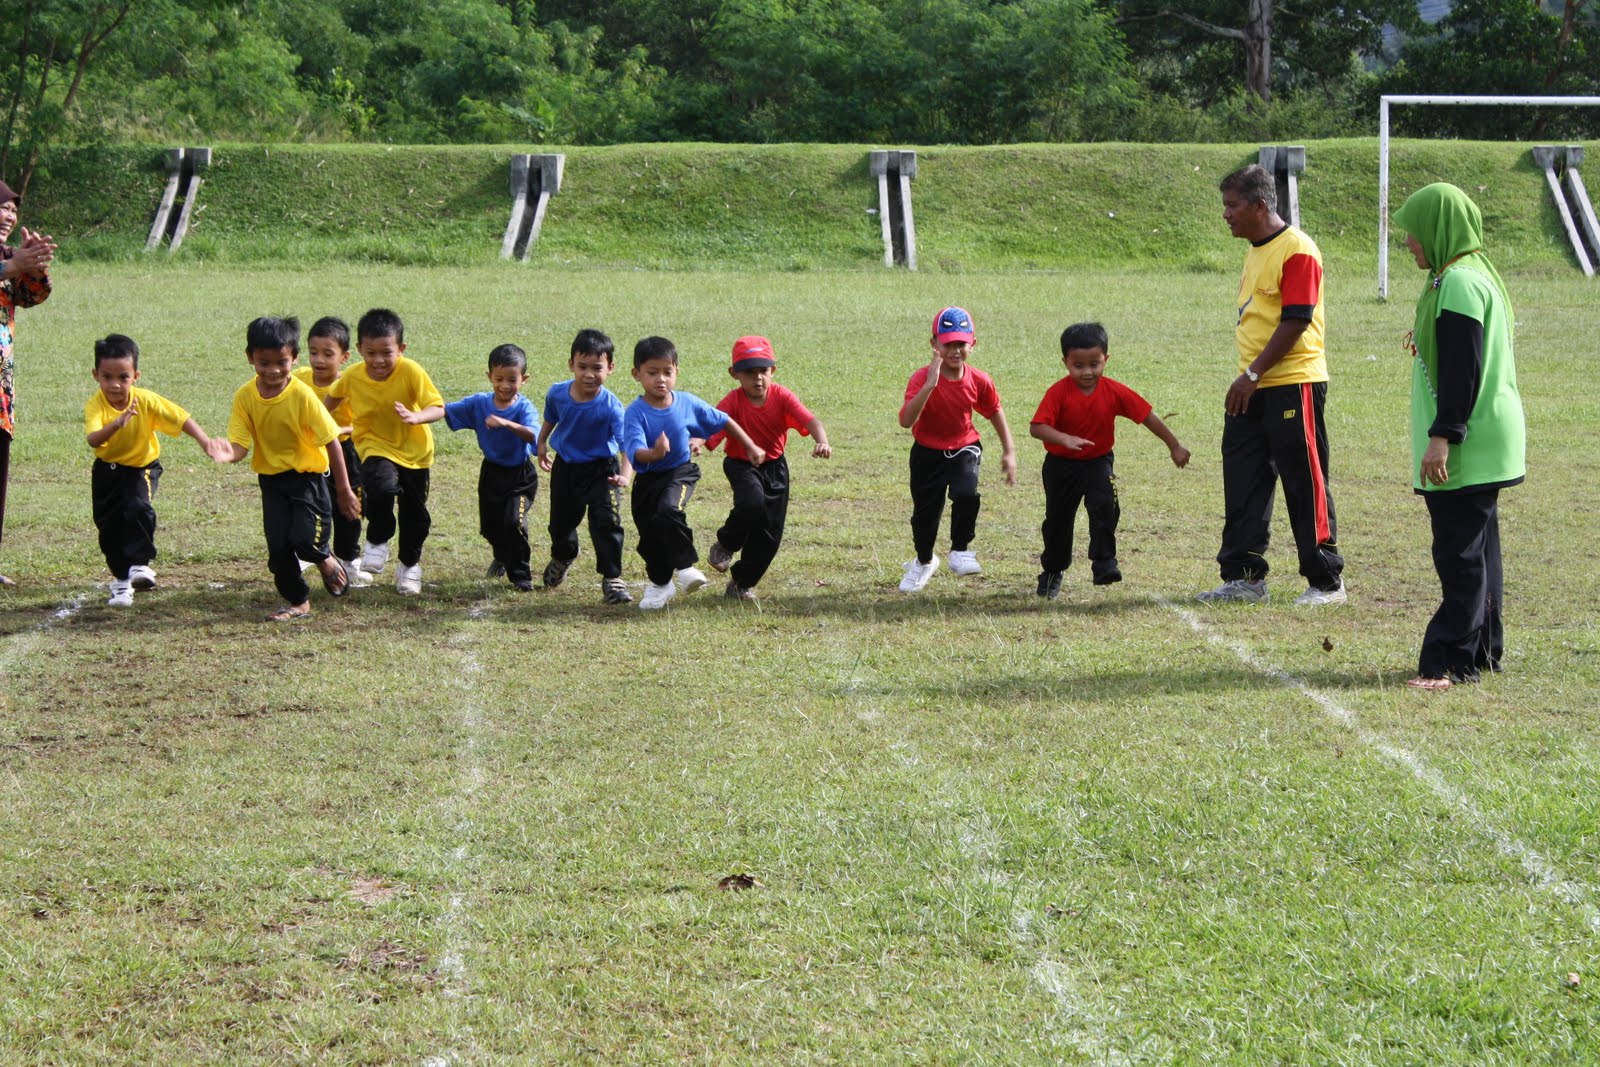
[1161,597,1600,934]
[0,594,85,677]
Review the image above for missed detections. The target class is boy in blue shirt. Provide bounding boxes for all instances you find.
[432,344,542,590]
[537,328,634,604]
[623,335,761,610]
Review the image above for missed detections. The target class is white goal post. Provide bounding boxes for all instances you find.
[1378,94,1600,298]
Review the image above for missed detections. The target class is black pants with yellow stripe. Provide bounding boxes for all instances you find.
[92,458,161,580]
[478,457,539,585]
[260,470,332,605]
[1218,381,1343,589]
[631,462,701,586]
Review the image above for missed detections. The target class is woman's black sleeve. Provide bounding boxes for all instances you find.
[1429,309,1483,444]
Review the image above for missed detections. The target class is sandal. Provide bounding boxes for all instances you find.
[265,606,312,622]
[319,558,350,598]
[1405,676,1453,691]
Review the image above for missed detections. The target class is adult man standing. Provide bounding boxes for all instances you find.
[0,178,58,588]
[1198,164,1345,605]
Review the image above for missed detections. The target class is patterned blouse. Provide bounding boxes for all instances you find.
[0,248,53,437]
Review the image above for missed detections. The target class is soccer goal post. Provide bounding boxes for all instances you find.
[1378,94,1600,298]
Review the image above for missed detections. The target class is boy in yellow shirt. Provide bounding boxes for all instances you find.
[83,334,218,607]
[210,316,360,621]
[324,308,444,595]
[292,315,371,586]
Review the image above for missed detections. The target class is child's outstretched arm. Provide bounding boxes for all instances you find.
[180,417,216,456]
[396,402,445,425]
[635,431,670,465]
[85,396,139,449]
[1141,413,1190,468]
[611,453,634,487]
[326,440,362,519]
[986,407,1017,485]
[484,413,538,443]
[1029,422,1094,454]
[209,439,248,463]
[535,422,556,472]
[898,356,942,428]
[721,418,765,467]
[806,416,832,458]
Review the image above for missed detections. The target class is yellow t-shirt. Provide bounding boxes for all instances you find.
[292,365,352,442]
[1234,225,1327,386]
[326,357,443,469]
[84,387,190,467]
[227,377,340,475]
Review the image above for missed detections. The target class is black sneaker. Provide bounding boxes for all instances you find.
[602,577,632,604]
[1036,570,1063,600]
[707,540,734,573]
[724,578,756,601]
[543,557,573,588]
[485,560,506,578]
[1092,562,1123,586]
[511,578,534,591]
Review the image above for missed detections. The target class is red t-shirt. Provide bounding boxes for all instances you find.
[1030,376,1152,460]
[705,383,814,461]
[903,365,1001,450]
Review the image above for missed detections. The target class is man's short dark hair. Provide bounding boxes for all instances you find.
[246,315,300,355]
[307,316,351,351]
[1219,164,1276,211]
[94,333,139,368]
[488,343,527,373]
[1060,322,1109,356]
[633,336,678,369]
[357,307,405,345]
[572,329,615,365]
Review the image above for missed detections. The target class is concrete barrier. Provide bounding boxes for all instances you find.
[869,150,917,270]
[501,153,564,261]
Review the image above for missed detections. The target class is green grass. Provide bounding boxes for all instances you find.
[2,262,1599,1062]
[26,139,1600,271]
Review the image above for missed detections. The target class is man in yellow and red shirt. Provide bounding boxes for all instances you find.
[1199,164,1345,606]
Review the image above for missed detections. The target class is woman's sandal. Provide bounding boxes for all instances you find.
[1405,675,1453,691]
[265,606,312,623]
[320,558,350,598]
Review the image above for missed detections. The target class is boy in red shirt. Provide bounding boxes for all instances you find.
[703,336,831,601]
[1030,322,1189,600]
[898,307,1017,593]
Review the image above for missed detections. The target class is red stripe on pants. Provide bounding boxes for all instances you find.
[1300,382,1330,543]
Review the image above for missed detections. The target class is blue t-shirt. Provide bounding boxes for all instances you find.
[543,381,626,463]
[623,391,729,474]
[443,392,539,467]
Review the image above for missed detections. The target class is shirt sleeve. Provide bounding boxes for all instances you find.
[1280,252,1322,322]
[543,386,561,428]
[621,404,647,459]
[443,395,479,432]
[517,395,541,434]
[608,394,626,455]
[973,373,1001,420]
[703,392,737,452]
[781,387,815,435]
[227,392,253,450]
[326,375,349,400]
[1113,381,1153,424]
[410,365,445,410]
[689,394,730,437]
[84,396,107,436]
[904,367,929,403]
[304,389,340,447]
[1430,310,1483,444]
[1030,382,1061,427]
[144,391,191,437]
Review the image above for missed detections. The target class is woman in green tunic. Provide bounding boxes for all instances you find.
[1392,183,1525,691]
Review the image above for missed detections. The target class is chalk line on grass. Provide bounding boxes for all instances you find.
[1161,596,1600,933]
[0,594,86,678]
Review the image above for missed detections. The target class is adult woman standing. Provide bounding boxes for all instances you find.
[0,178,57,588]
[1393,183,1525,691]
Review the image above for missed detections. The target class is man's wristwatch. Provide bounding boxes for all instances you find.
[1243,368,1260,382]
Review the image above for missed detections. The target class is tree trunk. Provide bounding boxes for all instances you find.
[1,0,39,177]
[1533,0,1582,138]
[1245,0,1273,104]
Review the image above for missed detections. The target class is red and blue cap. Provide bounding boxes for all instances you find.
[932,307,975,344]
[730,335,776,371]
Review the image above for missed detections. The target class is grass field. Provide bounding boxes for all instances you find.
[2,261,1599,1063]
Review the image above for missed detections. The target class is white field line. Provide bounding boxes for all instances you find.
[1161,596,1600,933]
[0,594,87,678]
[424,622,492,1066]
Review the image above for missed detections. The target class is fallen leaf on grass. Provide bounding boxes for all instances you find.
[349,877,399,905]
[1322,636,1334,652]
[717,873,765,891]
[1566,972,1581,989]
[814,580,828,587]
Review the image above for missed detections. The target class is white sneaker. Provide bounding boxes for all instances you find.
[395,563,422,595]
[128,564,157,590]
[1294,581,1348,606]
[1196,578,1268,604]
[676,567,708,594]
[947,549,982,576]
[899,556,939,593]
[361,540,390,574]
[639,580,677,610]
[340,558,373,587]
[107,579,134,608]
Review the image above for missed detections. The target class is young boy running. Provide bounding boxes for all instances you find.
[537,328,634,604]
[293,316,370,586]
[84,334,219,607]
[623,335,761,610]
[426,344,543,590]
[324,308,443,595]
[898,307,1016,593]
[210,316,361,621]
[1030,322,1190,600]
[702,335,831,601]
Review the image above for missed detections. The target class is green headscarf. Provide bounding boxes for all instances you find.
[1392,182,1513,385]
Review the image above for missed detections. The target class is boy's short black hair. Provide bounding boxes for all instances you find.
[488,343,527,373]
[572,328,615,365]
[1060,322,1109,356]
[307,315,351,351]
[357,307,405,345]
[1219,164,1276,210]
[94,334,139,368]
[633,336,678,369]
[246,315,301,355]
